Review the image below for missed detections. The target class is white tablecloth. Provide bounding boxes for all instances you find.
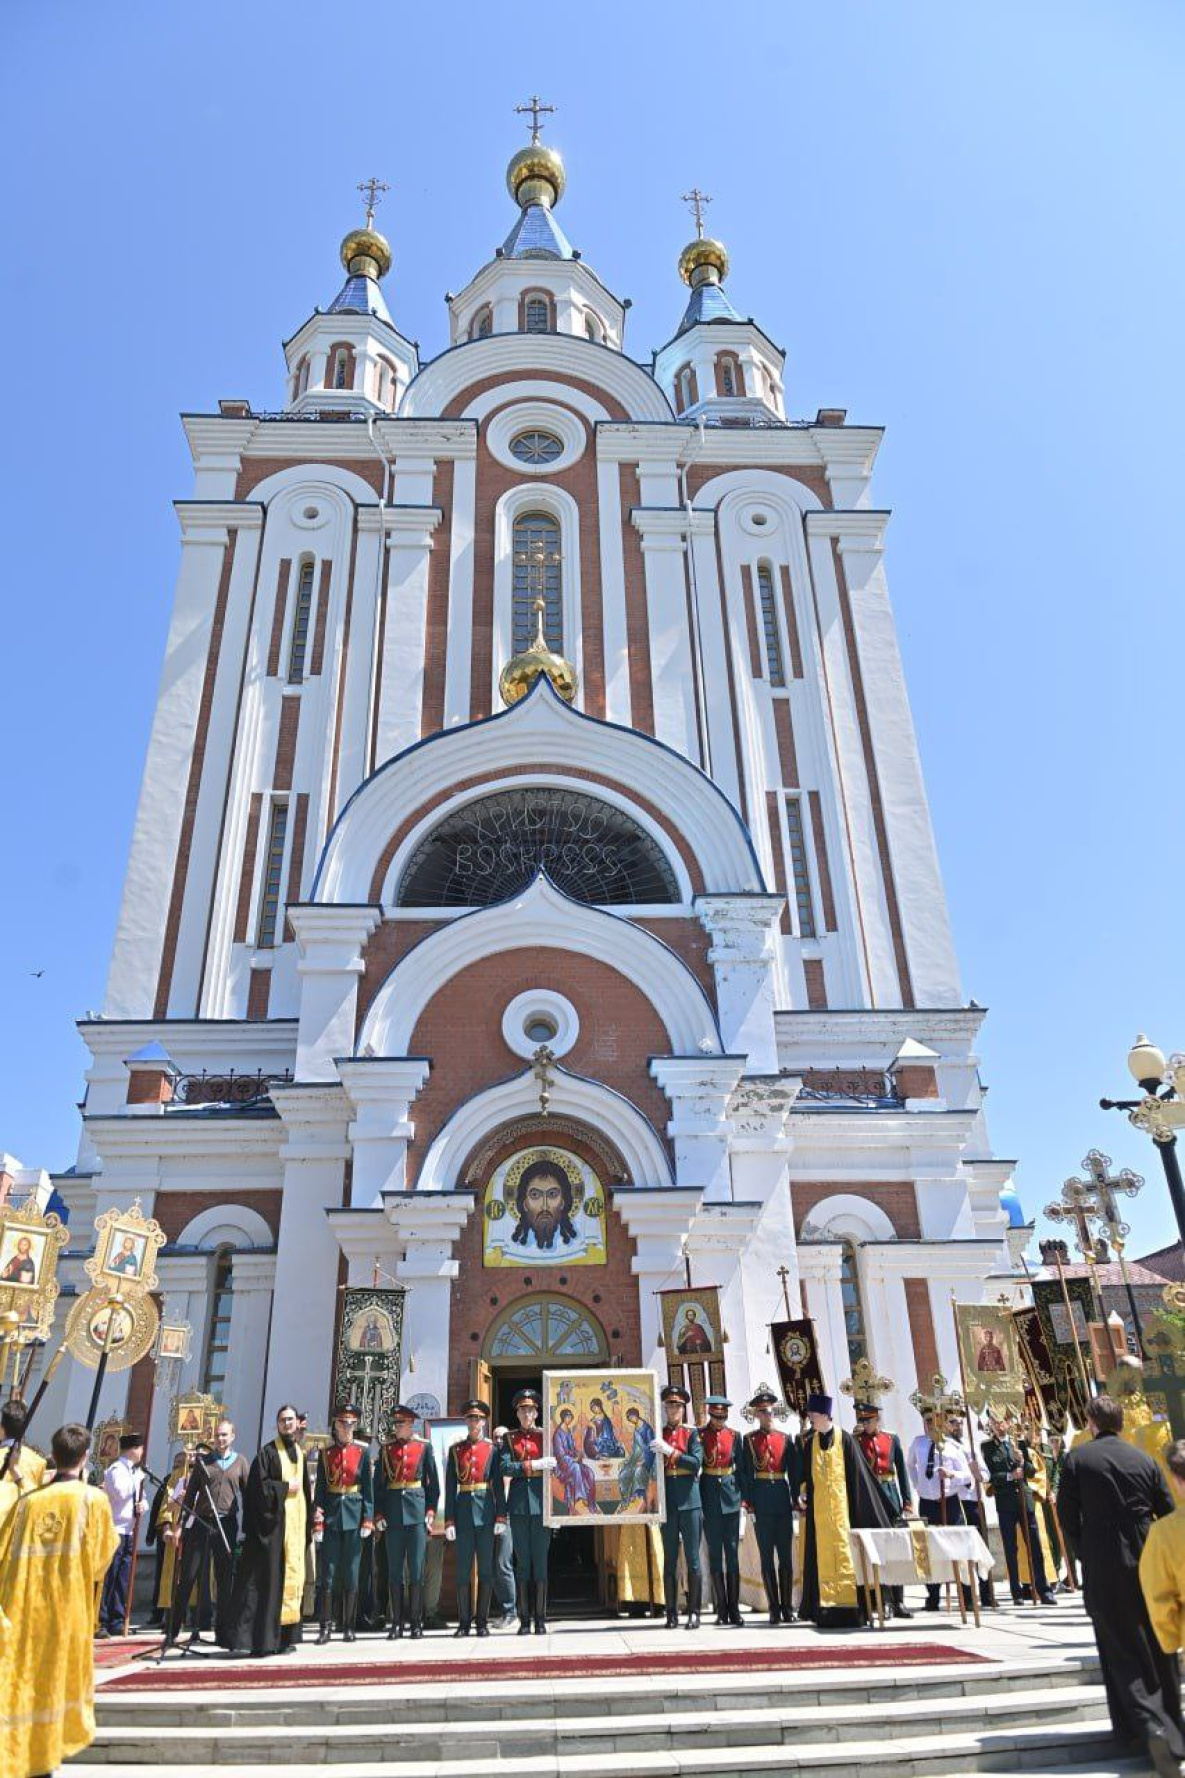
[850,1524,994,1585]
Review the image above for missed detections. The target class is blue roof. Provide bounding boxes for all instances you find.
[676,280,742,335]
[328,274,392,322]
[999,1182,1028,1228]
[502,202,574,260]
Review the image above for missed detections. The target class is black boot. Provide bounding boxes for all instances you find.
[342,1590,358,1644]
[533,1581,548,1635]
[316,1587,332,1645]
[764,1574,780,1626]
[686,1572,701,1630]
[475,1581,491,1638]
[778,1565,796,1625]
[454,1584,471,1638]
[516,1580,533,1635]
[726,1569,744,1627]
[665,1590,679,1628]
[409,1582,424,1639]
[891,1587,913,1620]
[710,1573,726,1626]
[387,1584,404,1640]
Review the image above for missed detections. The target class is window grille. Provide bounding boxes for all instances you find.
[256,802,289,948]
[784,797,816,938]
[202,1248,234,1398]
[512,511,563,653]
[287,561,314,683]
[524,296,551,333]
[757,564,785,685]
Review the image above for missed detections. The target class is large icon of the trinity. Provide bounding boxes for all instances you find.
[482,1145,607,1268]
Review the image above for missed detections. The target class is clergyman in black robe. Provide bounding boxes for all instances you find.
[798,1392,892,1628]
[224,1406,314,1657]
[1058,1394,1184,1776]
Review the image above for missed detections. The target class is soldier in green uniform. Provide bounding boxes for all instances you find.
[653,1383,704,1630]
[739,1386,800,1625]
[443,1399,507,1638]
[312,1402,374,1644]
[502,1388,556,1635]
[376,1404,440,1639]
[980,1411,1057,1605]
[699,1393,744,1626]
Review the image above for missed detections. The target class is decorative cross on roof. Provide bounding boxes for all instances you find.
[1077,1148,1144,1243]
[840,1357,895,1407]
[357,177,389,229]
[515,95,556,145]
[681,187,712,240]
[1044,1174,1103,1261]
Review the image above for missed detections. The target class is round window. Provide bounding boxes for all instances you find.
[510,430,563,465]
[524,1014,559,1044]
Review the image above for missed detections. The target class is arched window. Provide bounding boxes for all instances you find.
[202,1246,234,1398]
[472,307,493,340]
[584,311,603,343]
[839,1241,867,1373]
[721,358,736,396]
[756,562,785,686]
[293,356,309,400]
[376,358,397,406]
[287,559,315,683]
[511,510,563,654]
[397,786,681,907]
[676,366,696,412]
[523,293,552,334]
[331,348,350,389]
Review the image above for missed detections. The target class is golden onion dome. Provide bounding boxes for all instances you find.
[678,235,729,289]
[506,142,566,210]
[499,601,578,706]
[340,226,392,280]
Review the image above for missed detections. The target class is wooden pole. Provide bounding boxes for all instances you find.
[86,1297,125,1431]
[950,1292,994,1614]
[1050,1247,1095,1405]
[122,1348,161,1636]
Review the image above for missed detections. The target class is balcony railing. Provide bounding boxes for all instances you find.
[170,1069,292,1110]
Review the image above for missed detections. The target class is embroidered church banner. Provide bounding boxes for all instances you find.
[541,1369,665,1527]
[333,1288,406,1436]
[1030,1279,1095,1426]
[659,1286,723,1364]
[954,1302,1024,1413]
[769,1317,826,1416]
[482,1146,607,1268]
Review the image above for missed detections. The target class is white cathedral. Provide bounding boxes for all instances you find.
[34,118,1019,1540]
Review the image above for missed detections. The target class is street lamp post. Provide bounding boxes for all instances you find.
[1100,1036,1185,1250]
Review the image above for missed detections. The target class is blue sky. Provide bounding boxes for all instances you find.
[2,3,1183,1256]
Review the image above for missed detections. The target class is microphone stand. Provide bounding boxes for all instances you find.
[152,1453,233,1662]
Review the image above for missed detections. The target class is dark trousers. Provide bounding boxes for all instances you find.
[1093,1604,1185,1759]
[703,1506,741,1584]
[918,1495,973,1609]
[998,1499,1048,1600]
[385,1519,428,1588]
[170,1516,236,1643]
[100,1533,134,1632]
[754,1511,793,1603]
[492,1521,516,1613]
[509,1514,550,1584]
[661,1505,702,1606]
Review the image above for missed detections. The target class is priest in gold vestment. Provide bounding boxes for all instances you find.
[0,1421,117,1778]
[798,1392,892,1627]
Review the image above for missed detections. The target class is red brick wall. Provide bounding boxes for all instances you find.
[154,1189,282,1245]
[791,1179,920,1240]
[904,1280,940,1386]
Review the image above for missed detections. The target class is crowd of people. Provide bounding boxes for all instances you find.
[0,1386,1184,1775]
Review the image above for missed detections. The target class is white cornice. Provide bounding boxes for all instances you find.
[804,510,890,551]
[81,1115,283,1162]
[400,335,671,424]
[174,501,264,536]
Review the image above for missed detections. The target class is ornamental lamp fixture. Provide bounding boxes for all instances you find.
[1128,1036,1168,1094]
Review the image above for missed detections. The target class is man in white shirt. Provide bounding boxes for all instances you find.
[98,1432,147,1635]
[907,1412,975,1613]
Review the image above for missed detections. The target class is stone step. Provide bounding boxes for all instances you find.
[94,1655,1096,1729]
[65,1714,1124,1778]
[83,1684,1107,1766]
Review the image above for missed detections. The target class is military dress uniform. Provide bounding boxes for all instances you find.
[378,1411,440,1639]
[699,1394,744,1627]
[445,1402,506,1638]
[502,1389,553,1636]
[313,1422,375,1643]
[981,1427,1054,1604]
[854,1405,913,1619]
[658,1384,704,1629]
[739,1396,800,1625]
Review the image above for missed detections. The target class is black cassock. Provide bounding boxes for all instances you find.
[1058,1432,1184,1761]
[799,1426,893,1627]
[224,1438,314,1656]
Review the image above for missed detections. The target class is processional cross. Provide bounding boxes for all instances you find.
[1075,1149,1143,1243]
[357,177,389,229]
[1043,1175,1103,1262]
[515,94,556,144]
[681,187,712,239]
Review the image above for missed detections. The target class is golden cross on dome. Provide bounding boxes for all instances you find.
[515,95,556,145]
[357,177,389,229]
[681,187,712,239]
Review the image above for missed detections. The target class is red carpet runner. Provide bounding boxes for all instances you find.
[103,1642,988,1690]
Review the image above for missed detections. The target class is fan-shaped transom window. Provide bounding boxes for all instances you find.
[510,430,563,465]
[485,1294,608,1362]
[396,787,681,908]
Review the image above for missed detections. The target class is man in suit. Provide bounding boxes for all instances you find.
[1059,1393,1184,1778]
[980,1410,1057,1605]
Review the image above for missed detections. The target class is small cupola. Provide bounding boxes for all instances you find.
[283,179,419,415]
[655,190,787,424]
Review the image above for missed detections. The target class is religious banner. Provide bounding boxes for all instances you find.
[1031,1277,1095,1424]
[168,1391,223,1447]
[86,1200,165,1295]
[64,1286,159,1371]
[333,1287,405,1437]
[482,1146,607,1267]
[0,1201,69,1346]
[658,1286,723,1364]
[1013,1306,1078,1431]
[954,1302,1025,1414]
[541,1369,664,1527]
[769,1318,826,1417]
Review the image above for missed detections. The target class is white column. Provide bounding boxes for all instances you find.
[596,458,631,727]
[374,506,443,762]
[695,895,785,1074]
[612,1188,702,1368]
[222,1251,275,1455]
[726,1076,800,1386]
[288,905,381,1081]
[631,512,699,763]
[687,513,742,808]
[860,1251,919,1441]
[649,1056,745,1204]
[337,1059,432,1205]
[443,453,477,727]
[263,1085,350,1424]
[385,1195,473,1412]
[684,1201,762,1404]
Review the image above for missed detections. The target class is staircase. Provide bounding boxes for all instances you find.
[73,1645,1127,1776]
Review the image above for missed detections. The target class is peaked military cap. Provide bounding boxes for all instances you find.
[512,1388,541,1409]
[461,1399,490,1416]
[661,1383,691,1405]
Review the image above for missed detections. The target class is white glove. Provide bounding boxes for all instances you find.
[313,1529,323,1544]
[493,1521,506,1538]
[445,1525,456,1543]
[738,1509,750,1534]
[360,1525,373,1540]
[651,1437,674,1457]
[533,1456,558,1472]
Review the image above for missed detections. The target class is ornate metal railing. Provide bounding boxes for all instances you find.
[171,1069,292,1109]
[796,1068,903,1109]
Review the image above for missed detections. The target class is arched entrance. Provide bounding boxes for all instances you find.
[480,1293,613,1611]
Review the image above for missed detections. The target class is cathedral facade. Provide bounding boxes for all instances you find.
[44,127,1016,1507]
